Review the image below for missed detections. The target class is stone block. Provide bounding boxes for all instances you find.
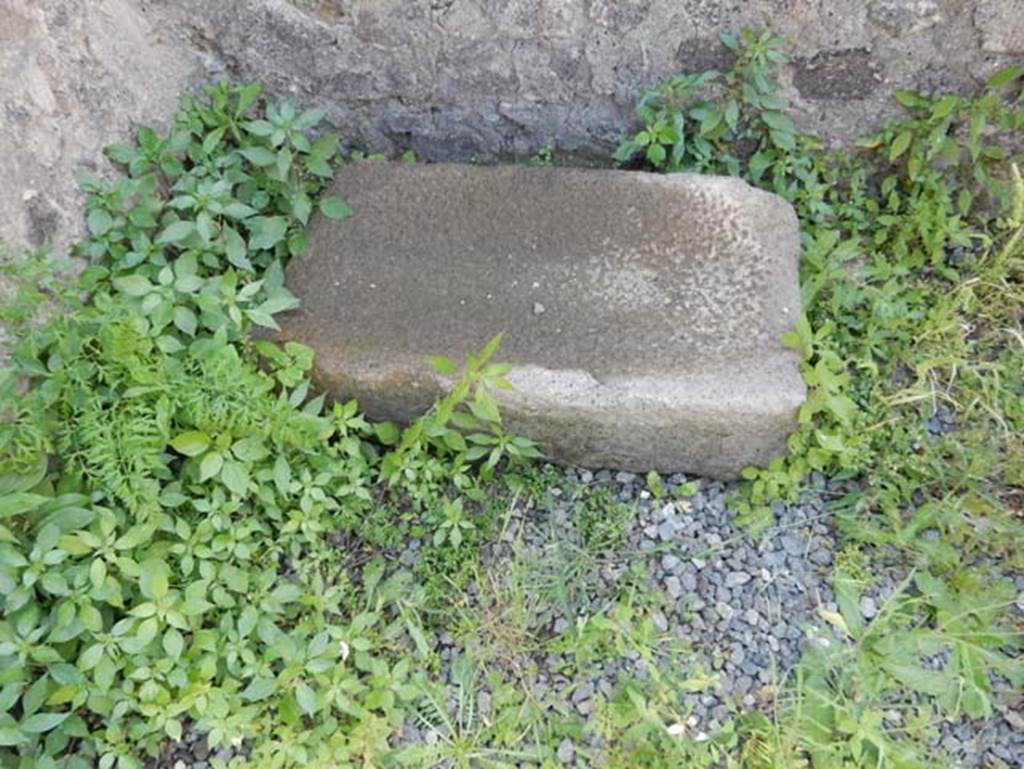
[273,162,805,477]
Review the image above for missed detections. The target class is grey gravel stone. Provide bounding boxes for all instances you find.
[557,737,575,764]
[859,596,878,620]
[572,682,595,703]
[809,548,833,566]
[665,576,683,599]
[725,571,752,587]
[651,610,669,633]
[780,534,805,556]
[657,521,677,542]
[715,602,735,622]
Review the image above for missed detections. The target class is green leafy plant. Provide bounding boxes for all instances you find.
[575,488,634,555]
[381,334,541,503]
[527,145,554,167]
[0,81,525,769]
[620,30,1023,769]
[430,498,475,548]
[747,569,1024,769]
[594,682,733,769]
[615,28,794,176]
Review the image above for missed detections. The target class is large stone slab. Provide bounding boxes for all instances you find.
[274,162,805,478]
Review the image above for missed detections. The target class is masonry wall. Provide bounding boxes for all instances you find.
[2,0,1021,254]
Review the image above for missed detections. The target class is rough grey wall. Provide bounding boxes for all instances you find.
[174,0,1022,160]
[1,0,1021,255]
[0,0,197,256]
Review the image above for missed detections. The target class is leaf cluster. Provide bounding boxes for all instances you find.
[753,570,1024,769]
[0,82,530,769]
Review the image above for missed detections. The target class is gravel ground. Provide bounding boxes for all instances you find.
[158,737,237,769]
[396,468,840,764]
[155,466,1023,769]
[399,467,1024,768]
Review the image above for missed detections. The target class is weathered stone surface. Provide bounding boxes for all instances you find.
[975,0,1024,54]
[274,163,804,477]
[2,0,1020,259]
[164,0,1020,162]
[0,0,198,255]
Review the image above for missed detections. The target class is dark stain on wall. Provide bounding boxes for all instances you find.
[792,49,880,100]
